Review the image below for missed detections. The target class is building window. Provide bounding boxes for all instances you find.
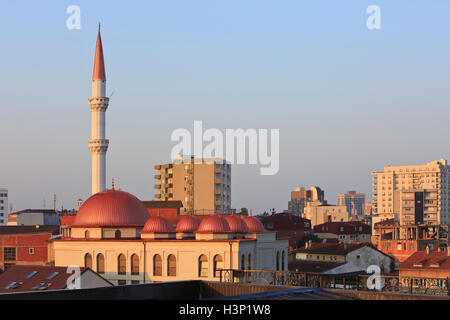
[85,230,90,239]
[131,254,139,275]
[84,253,92,269]
[3,247,16,261]
[115,230,121,239]
[97,253,105,274]
[167,254,176,276]
[240,254,245,270]
[29,248,34,255]
[118,254,126,275]
[118,280,127,285]
[281,251,285,270]
[276,252,280,270]
[153,254,162,276]
[199,255,208,277]
[213,255,223,277]
[247,254,252,270]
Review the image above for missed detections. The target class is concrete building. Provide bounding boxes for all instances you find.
[289,242,394,275]
[89,26,109,195]
[259,213,311,250]
[7,209,60,226]
[0,189,8,226]
[288,186,324,216]
[399,188,440,226]
[54,188,288,285]
[154,156,231,215]
[0,225,60,271]
[303,202,348,228]
[337,190,365,218]
[371,159,450,225]
[313,221,371,244]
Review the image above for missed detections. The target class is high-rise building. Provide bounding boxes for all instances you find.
[89,26,109,195]
[154,157,231,215]
[0,188,8,226]
[371,159,450,225]
[337,190,366,218]
[288,186,324,215]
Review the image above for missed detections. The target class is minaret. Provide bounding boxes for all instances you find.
[88,25,109,195]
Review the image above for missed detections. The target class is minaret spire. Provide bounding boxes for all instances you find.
[88,27,109,195]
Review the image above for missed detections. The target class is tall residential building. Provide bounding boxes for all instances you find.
[0,189,8,226]
[154,157,231,215]
[288,186,324,215]
[371,159,450,225]
[399,189,439,226]
[337,190,366,218]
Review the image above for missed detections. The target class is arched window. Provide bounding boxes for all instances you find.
[84,230,90,239]
[131,254,139,275]
[213,255,223,278]
[118,254,126,275]
[276,251,280,271]
[167,254,176,276]
[115,230,121,239]
[240,254,245,270]
[199,255,208,277]
[247,254,252,270]
[84,253,92,269]
[96,253,105,274]
[153,254,162,276]
[281,251,285,271]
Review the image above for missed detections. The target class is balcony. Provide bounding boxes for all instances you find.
[215,200,221,206]
[215,189,221,195]
[215,179,221,184]
[154,165,161,170]
[215,168,221,174]
[154,194,162,199]
[154,174,161,179]
[154,184,162,189]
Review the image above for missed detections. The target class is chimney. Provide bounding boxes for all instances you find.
[426,245,430,255]
[308,240,312,249]
[447,246,450,257]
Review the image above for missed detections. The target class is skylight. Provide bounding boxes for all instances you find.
[47,272,59,280]
[25,271,38,279]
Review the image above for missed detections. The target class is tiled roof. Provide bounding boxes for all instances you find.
[374,219,398,228]
[293,242,369,255]
[0,225,59,235]
[288,260,345,273]
[399,250,450,270]
[313,221,371,235]
[0,266,87,293]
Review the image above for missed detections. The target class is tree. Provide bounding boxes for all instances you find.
[239,208,248,216]
[297,233,321,248]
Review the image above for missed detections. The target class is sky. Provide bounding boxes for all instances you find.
[1,1,450,213]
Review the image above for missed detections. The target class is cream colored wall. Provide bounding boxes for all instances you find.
[304,203,348,227]
[53,235,288,285]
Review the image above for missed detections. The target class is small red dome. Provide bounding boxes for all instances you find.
[196,216,230,233]
[141,216,175,233]
[72,189,149,227]
[244,217,267,233]
[223,215,249,233]
[176,216,200,233]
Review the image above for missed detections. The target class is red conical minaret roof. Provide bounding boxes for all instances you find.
[92,25,106,80]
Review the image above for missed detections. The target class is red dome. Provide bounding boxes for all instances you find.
[72,189,150,227]
[141,216,175,233]
[176,216,200,233]
[196,216,230,233]
[223,215,249,233]
[243,217,267,233]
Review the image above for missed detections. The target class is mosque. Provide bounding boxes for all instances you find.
[53,28,288,285]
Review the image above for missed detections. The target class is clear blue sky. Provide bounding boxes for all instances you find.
[1,1,450,213]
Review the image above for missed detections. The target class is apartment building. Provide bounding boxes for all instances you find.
[371,159,450,225]
[288,186,324,216]
[154,157,231,215]
[0,189,8,226]
[303,201,348,227]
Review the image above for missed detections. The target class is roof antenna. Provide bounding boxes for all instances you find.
[98,22,101,32]
[112,177,115,191]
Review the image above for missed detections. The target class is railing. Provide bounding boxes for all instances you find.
[218,269,450,296]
